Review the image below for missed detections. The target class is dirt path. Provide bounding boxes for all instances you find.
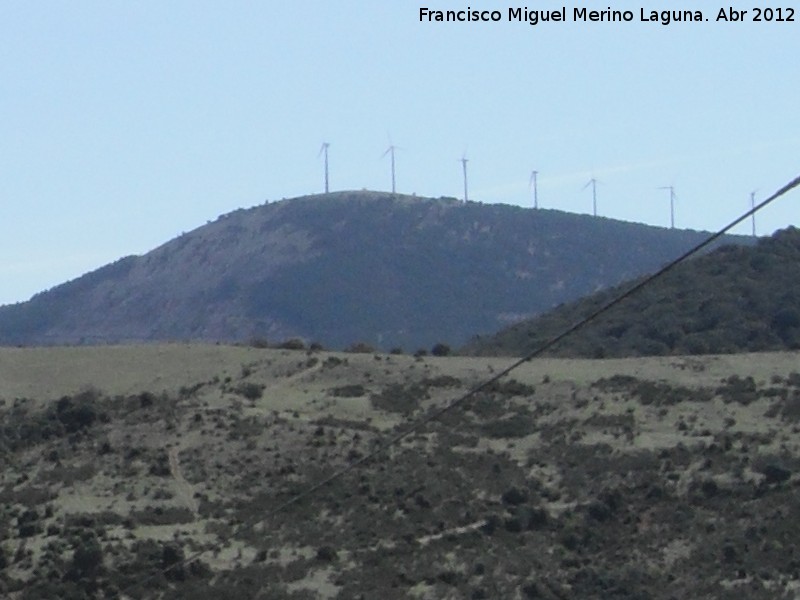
[168,446,199,518]
[416,520,486,546]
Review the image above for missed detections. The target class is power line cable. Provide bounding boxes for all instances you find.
[120,173,800,596]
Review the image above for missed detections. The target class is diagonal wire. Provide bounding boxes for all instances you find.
[120,173,800,596]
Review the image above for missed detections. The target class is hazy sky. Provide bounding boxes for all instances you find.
[2,1,798,305]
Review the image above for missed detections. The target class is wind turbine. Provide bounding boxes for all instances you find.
[750,190,758,237]
[383,143,398,195]
[583,178,598,217]
[460,153,469,203]
[658,185,676,229]
[529,170,539,209]
[319,142,330,194]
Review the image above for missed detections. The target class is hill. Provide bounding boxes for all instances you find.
[464,227,800,358]
[0,191,752,350]
[2,344,800,598]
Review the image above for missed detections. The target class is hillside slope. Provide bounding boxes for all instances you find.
[0,191,751,350]
[464,227,800,358]
[2,344,800,598]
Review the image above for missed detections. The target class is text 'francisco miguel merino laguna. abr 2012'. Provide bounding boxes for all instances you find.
[420,7,795,25]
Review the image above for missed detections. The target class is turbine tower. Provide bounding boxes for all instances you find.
[319,142,330,194]
[383,144,397,195]
[460,154,469,203]
[583,178,598,217]
[530,170,539,209]
[750,190,757,237]
[659,186,676,229]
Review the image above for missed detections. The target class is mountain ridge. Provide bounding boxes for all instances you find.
[0,190,754,349]
[463,226,800,358]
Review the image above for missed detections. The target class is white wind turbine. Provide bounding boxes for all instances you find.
[319,142,330,194]
[658,185,676,229]
[460,153,469,203]
[583,178,599,217]
[529,170,539,209]
[383,139,400,195]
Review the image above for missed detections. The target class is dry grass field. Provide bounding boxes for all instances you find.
[2,344,800,599]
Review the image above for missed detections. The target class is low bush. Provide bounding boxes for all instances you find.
[234,382,265,401]
[371,383,427,414]
[330,384,366,398]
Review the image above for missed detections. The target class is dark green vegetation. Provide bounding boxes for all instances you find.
[0,191,750,350]
[3,346,800,598]
[465,227,800,358]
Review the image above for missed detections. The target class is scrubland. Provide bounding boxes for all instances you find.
[2,344,800,599]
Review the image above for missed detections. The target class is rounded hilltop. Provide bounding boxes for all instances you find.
[271,189,463,207]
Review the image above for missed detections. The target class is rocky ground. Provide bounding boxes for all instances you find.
[2,344,800,599]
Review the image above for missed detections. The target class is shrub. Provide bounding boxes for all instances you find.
[370,383,426,414]
[431,343,451,357]
[69,535,103,580]
[717,375,759,405]
[480,414,535,438]
[149,450,171,477]
[55,393,98,433]
[330,384,366,398]
[762,463,791,484]
[322,356,345,369]
[234,382,265,401]
[162,543,186,581]
[485,379,535,397]
[315,546,337,562]
[501,487,528,506]
[17,508,40,538]
[423,375,462,388]
[278,338,305,351]
[248,337,270,349]
[345,342,375,354]
[130,506,194,526]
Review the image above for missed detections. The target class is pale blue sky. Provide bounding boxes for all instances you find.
[2,1,798,305]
